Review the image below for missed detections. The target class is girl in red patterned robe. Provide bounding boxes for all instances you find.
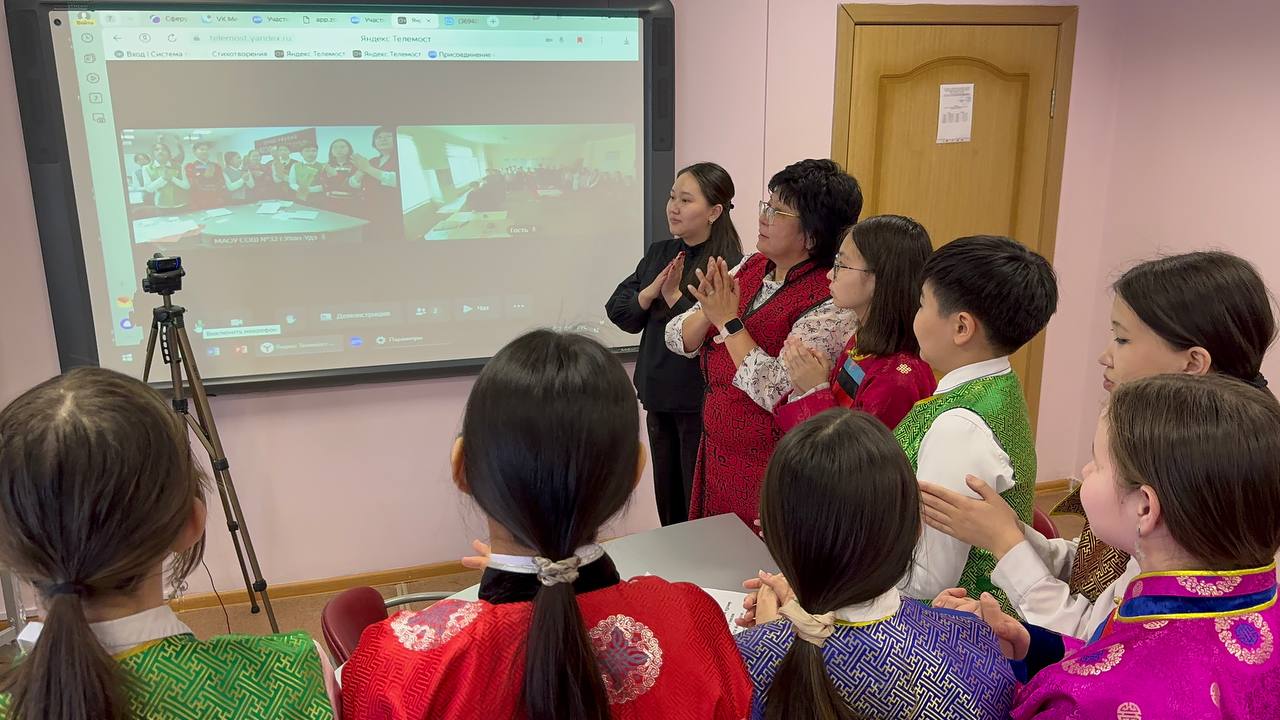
[776,215,936,433]
[341,330,751,720]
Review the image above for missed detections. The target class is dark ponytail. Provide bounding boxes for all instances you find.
[6,592,130,719]
[765,642,863,720]
[758,410,920,720]
[0,368,207,720]
[460,330,640,720]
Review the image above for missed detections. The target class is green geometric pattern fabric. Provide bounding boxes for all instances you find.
[0,631,332,719]
[895,371,1038,616]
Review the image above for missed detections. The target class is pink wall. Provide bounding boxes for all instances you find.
[3,1,1277,592]
[1094,0,1280,359]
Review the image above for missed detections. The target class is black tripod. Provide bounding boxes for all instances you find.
[140,254,278,632]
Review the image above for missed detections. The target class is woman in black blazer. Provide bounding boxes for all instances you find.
[606,162,744,525]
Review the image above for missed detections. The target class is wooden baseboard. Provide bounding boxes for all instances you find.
[170,560,470,612]
[1036,478,1075,494]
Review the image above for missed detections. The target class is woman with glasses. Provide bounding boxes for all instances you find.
[776,215,936,432]
[606,162,744,526]
[664,159,861,527]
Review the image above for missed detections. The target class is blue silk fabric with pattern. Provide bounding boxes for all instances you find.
[735,596,1015,720]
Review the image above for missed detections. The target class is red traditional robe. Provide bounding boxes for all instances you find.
[774,334,936,432]
[184,160,225,210]
[692,254,830,526]
[341,576,752,720]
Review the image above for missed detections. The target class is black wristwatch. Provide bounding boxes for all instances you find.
[722,317,745,336]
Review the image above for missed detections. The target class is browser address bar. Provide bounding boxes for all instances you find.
[205,32,294,43]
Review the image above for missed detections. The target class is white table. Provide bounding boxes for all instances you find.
[450,513,779,601]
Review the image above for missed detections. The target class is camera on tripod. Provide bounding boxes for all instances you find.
[141,253,185,295]
[138,252,278,630]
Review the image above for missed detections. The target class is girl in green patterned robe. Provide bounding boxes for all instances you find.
[0,368,337,720]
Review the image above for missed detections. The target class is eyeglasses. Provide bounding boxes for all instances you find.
[832,260,872,278]
[758,200,800,225]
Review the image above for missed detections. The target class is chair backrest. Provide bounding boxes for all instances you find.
[321,586,389,664]
[1032,507,1060,540]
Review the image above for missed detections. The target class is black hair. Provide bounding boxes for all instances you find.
[921,235,1058,355]
[846,215,932,356]
[460,330,640,720]
[1114,251,1276,389]
[372,125,397,155]
[758,409,920,720]
[768,159,863,267]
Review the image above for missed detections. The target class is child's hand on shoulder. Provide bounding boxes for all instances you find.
[920,475,1025,559]
[932,587,980,615]
[977,592,1030,661]
[461,539,491,570]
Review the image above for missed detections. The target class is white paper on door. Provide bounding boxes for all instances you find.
[937,83,975,144]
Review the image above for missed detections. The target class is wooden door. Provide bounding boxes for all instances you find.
[832,5,1078,430]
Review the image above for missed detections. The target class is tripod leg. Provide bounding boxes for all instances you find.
[142,315,161,383]
[183,414,262,619]
[173,325,279,633]
[219,467,278,629]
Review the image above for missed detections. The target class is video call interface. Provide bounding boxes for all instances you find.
[52,9,647,380]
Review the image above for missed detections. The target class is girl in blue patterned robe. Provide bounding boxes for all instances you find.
[734,409,1015,720]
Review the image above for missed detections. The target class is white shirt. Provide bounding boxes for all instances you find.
[990,525,1136,638]
[899,356,1017,602]
[834,587,902,625]
[994,539,1280,640]
[663,254,856,411]
[17,604,192,655]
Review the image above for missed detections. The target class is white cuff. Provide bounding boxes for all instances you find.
[788,382,829,403]
[991,540,1051,605]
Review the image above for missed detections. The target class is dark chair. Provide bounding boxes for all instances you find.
[321,587,451,664]
[1032,507,1060,540]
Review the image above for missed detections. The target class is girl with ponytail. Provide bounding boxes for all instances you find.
[735,409,1015,720]
[0,368,336,719]
[341,330,751,720]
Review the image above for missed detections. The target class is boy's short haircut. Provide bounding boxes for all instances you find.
[921,235,1058,355]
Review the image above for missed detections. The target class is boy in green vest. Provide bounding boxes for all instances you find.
[289,142,325,202]
[895,235,1057,614]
